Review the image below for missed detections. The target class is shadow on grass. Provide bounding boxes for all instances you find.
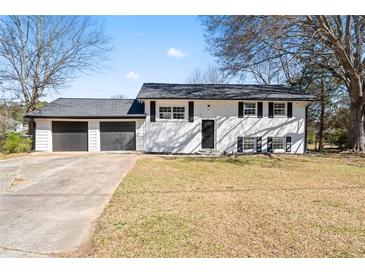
[120,185,365,195]
[157,152,302,168]
[158,155,256,167]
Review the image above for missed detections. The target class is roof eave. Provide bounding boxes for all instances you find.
[137,97,315,101]
[24,115,146,119]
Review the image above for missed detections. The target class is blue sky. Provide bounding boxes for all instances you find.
[50,16,216,101]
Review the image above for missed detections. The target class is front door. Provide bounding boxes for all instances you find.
[202,120,214,149]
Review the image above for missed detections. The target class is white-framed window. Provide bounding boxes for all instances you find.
[243,137,255,151]
[273,102,286,116]
[173,107,185,119]
[272,137,284,150]
[159,107,172,119]
[244,102,256,115]
[159,106,185,120]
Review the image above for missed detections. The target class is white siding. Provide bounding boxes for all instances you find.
[136,120,144,151]
[88,120,99,152]
[143,100,309,154]
[34,118,145,152]
[35,119,52,152]
[34,100,309,154]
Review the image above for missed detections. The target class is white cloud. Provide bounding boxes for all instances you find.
[166,47,186,58]
[125,71,140,80]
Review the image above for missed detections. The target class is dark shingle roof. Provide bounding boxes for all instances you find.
[26,98,145,118]
[137,83,315,101]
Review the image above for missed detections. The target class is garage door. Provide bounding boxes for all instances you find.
[52,121,88,151]
[100,122,136,151]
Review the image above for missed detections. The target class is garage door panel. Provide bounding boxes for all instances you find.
[52,122,88,151]
[100,122,136,151]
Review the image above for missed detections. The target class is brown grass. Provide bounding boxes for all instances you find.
[0,152,28,160]
[87,154,365,258]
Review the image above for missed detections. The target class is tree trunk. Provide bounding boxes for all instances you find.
[318,77,326,151]
[28,117,35,150]
[349,101,365,152]
[26,104,36,150]
[348,79,365,152]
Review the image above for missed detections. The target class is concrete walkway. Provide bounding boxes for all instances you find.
[0,152,138,257]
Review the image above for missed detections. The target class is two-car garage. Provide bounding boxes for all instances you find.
[28,98,145,152]
[52,121,136,152]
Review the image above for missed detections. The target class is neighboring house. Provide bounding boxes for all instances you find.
[26,83,315,154]
[0,100,26,133]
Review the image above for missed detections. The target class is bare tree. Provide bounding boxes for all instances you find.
[202,16,365,152]
[292,63,344,151]
[0,16,110,115]
[111,94,128,99]
[248,61,282,85]
[236,51,300,85]
[187,66,227,84]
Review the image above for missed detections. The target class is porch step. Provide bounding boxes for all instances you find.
[197,149,220,156]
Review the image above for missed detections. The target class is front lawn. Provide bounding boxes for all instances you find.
[88,154,365,257]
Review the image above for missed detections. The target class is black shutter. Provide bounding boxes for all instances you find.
[268,102,273,118]
[286,136,292,152]
[256,137,262,153]
[238,102,244,118]
[188,101,194,122]
[257,102,263,118]
[267,137,273,153]
[237,137,243,153]
[287,102,293,118]
[150,101,156,122]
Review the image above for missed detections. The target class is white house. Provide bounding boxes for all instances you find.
[26,83,314,154]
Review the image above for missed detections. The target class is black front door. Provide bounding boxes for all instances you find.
[202,120,214,149]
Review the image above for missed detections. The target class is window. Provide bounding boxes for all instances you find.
[273,103,286,116]
[173,107,185,119]
[272,137,284,150]
[159,106,185,120]
[243,137,255,150]
[244,102,256,115]
[159,107,171,119]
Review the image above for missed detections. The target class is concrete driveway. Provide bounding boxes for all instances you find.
[0,152,138,257]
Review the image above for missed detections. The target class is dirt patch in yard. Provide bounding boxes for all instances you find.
[86,154,365,257]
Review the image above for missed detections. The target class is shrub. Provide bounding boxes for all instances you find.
[328,129,348,148]
[0,132,32,154]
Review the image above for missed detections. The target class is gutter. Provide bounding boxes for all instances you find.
[24,115,146,119]
[136,97,316,101]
